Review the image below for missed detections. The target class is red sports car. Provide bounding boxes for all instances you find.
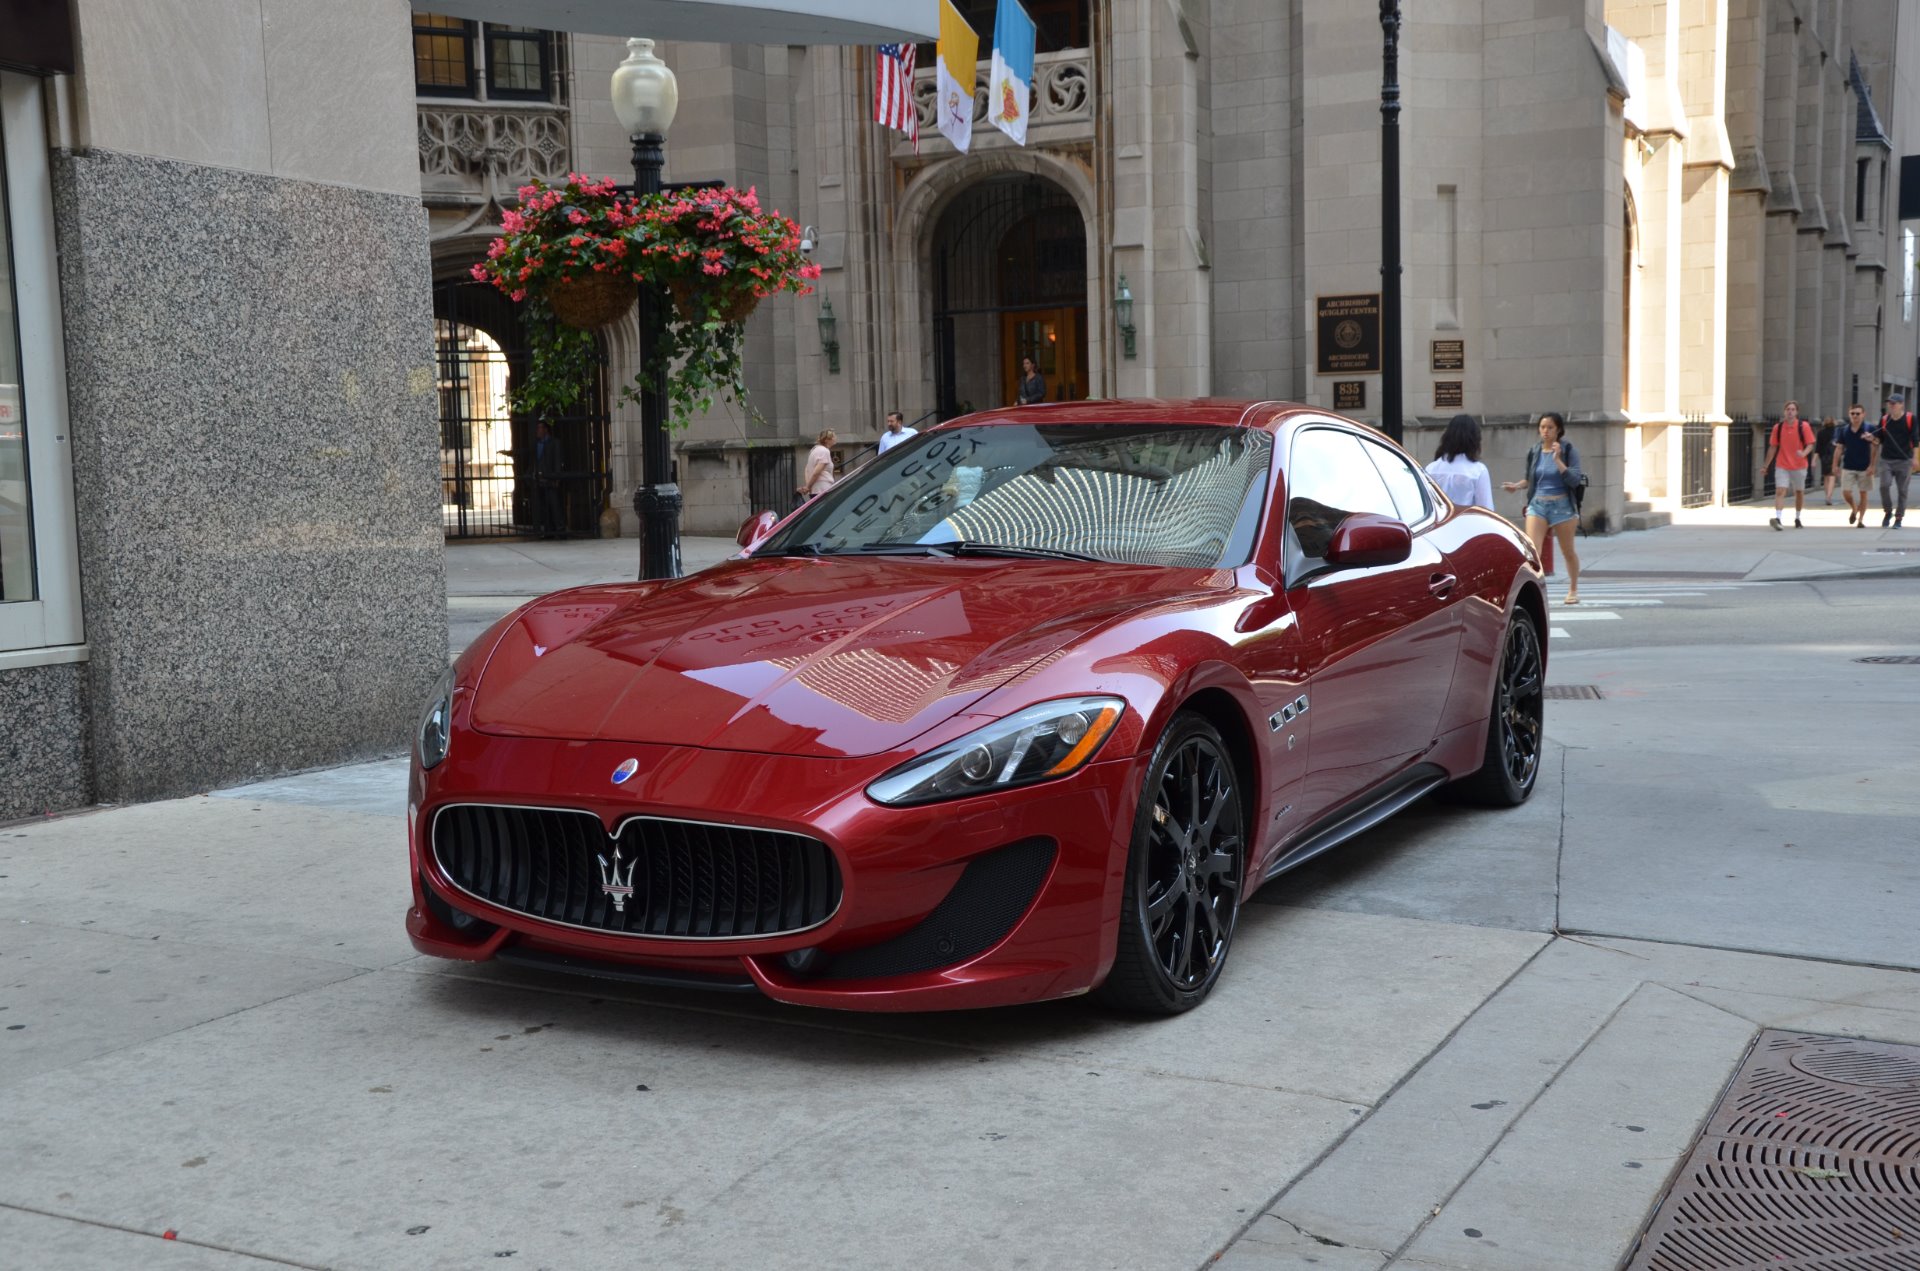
[408,400,1546,1013]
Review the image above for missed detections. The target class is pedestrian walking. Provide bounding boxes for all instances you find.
[1876,392,1918,527]
[877,410,917,454]
[1834,404,1878,527]
[798,429,837,501]
[1425,413,1494,509]
[1815,415,1838,505]
[1761,399,1817,530]
[1015,356,1047,406]
[1501,411,1583,604]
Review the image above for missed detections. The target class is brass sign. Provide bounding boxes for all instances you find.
[1333,381,1367,411]
[1315,293,1382,374]
[1434,381,1464,409]
[1431,339,1465,372]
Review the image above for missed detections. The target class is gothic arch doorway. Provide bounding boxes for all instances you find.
[930,175,1088,418]
[431,278,611,539]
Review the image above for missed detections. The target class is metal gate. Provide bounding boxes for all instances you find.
[433,280,611,539]
[1680,413,1713,508]
[747,447,799,519]
[1727,413,1754,503]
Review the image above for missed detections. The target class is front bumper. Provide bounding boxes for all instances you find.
[406,731,1141,1011]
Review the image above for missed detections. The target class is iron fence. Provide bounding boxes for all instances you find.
[1727,413,1754,503]
[1680,413,1713,508]
[747,447,799,519]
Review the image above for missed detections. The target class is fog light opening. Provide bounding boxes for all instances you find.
[783,947,824,978]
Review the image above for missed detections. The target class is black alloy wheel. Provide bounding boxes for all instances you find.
[1098,713,1245,1014]
[1450,610,1544,806]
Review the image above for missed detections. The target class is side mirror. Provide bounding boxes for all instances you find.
[1324,513,1412,568]
[736,510,778,550]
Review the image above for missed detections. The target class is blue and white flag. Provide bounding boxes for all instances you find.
[989,0,1035,145]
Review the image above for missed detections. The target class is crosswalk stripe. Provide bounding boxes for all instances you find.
[1548,610,1621,621]
[1550,627,1570,639]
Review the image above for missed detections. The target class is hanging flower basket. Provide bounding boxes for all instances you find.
[667,279,760,326]
[549,271,634,329]
[472,175,819,427]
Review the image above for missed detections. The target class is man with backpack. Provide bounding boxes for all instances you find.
[1834,404,1879,527]
[1762,399,1817,530]
[1877,392,1918,528]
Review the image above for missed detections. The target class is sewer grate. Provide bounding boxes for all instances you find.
[1855,656,1920,665]
[1544,684,1603,700]
[1623,1030,1920,1270]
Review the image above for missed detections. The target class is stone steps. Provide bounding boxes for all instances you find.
[1620,499,1671,532]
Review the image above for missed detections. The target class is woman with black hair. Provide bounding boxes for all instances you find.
[1424,413,1493,509]
[1502,411,1583,604]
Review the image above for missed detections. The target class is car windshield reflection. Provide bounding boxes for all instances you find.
[757,423,1272,569]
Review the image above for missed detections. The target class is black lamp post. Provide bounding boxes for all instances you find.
[1379,0,1404,444]
[612,38,682,580]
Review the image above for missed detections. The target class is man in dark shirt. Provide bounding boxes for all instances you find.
[1878,393,1918,528]
[1834,404,1878,527]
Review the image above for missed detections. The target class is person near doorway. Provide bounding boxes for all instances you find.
[1425,414,1494,509]
[1502,411,1583,604]
[877,410,917,454]
[1834,404,1878,528]
[1815,414,1838,505]
[1877,392,1918,527]
[533,420,564,539]
[799,429,838,500]
[1761,399,1816,530]
[1016,356,1046,406]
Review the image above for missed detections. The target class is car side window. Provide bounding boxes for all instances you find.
[1286,428,1398,561]
[1362,440,1432,526]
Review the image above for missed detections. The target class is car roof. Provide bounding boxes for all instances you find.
[930,398,1357,436]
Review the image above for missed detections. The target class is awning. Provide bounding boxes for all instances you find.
[414,0,937,43]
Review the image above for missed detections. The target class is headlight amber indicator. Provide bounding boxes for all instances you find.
[1044,705,1120,776]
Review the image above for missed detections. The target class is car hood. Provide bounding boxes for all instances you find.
[471,556,1214,759]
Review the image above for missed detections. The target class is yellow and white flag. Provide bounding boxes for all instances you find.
[935,0,979,153]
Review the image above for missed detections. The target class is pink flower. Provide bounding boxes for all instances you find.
[702,262,724,275]
[469,262,488,281]
[509,288,526,301]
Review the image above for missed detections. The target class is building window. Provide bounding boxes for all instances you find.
[1906,229,1916,324]
[1,72,84,656]
[486,26,551,100]
[1857,158,1870,224]
[414,14,477,97]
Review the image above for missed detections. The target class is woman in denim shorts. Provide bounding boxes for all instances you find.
[1502,412,1584,604]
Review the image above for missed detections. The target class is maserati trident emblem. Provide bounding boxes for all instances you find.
[597,846,637,912]
[611,757,640,785]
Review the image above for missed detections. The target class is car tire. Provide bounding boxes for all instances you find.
[1449,609,1545,807]
[1097,712,1246,1015]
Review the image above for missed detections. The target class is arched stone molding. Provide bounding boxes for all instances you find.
[890,147,1104,416]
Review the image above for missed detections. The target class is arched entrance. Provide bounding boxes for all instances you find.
[930,175,1088,417]
[431,279,612,539]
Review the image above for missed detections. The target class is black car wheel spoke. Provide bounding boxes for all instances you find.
[1142,734,1244,993]
[1498,620,1544,787]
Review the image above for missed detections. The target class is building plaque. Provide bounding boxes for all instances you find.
[1315,293,1382,374]
[1333,381,1367,411]
[1434,381,1464,409]
[1431,339,1465,372]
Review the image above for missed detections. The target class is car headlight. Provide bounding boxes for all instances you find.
[417,667,455,770]
[866,696,1125,806]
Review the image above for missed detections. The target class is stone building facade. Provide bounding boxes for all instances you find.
[418,0,1913,538]
[1,1,446,818]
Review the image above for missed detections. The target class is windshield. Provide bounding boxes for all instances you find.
[758,423,1272,568]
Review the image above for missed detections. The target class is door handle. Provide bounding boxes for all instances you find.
[1428,573,1457,598]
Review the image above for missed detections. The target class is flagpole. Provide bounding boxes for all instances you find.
[1379,0,1404,445]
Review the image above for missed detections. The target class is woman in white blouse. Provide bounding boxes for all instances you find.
[1423,414,1494,510]
[799,429,837,500]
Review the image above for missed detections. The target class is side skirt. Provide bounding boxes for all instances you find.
[1260,763,1449,883]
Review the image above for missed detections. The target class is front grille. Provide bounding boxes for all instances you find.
[431,804,841,939]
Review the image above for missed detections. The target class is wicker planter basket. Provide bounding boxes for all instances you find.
[668,279,760,325]
[548,272,634,329]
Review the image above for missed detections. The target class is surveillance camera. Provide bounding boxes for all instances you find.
[800,225,818,255]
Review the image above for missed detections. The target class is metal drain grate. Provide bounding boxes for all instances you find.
[1544,684,1604,700]
[1623,1030,1920,1270]
[1855,656,1920,665]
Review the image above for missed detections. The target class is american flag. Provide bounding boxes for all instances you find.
[874,43,919,150]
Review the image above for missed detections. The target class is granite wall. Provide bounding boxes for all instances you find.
[0,662,91,819]
[52,148,447,803]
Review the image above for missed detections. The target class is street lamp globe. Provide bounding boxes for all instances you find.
[611,38,679,138]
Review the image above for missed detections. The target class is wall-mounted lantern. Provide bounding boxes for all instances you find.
[818,294,840,374]
[1115,274,1137,359]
